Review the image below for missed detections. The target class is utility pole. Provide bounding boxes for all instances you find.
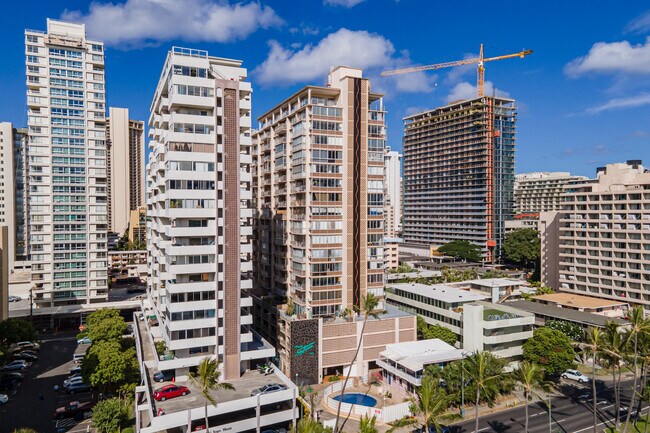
[548,395,552,433]
[461,358,465,418]
[29,285,34,325]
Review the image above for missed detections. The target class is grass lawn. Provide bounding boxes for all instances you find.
[605,416,650,433]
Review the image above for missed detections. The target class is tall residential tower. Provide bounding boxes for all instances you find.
[25,20,108,305]
[402,96,516,262]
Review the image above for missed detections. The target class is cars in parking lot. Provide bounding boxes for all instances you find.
[2,360,29,371]
[64,375,84,389]
[13,351,38,362]
[0,393,8,404]
[250,383,287,397]
[153,384,190,401]
[8,295,21,302]
[77,337,92,345]
[561,369,590,383]
[10,341,40,352]
[69,366,82,375]
[2,372,24,381]
[0,375,20,391]
[153,370,175,383]
[54,400,95,419]
[66,382,93,394]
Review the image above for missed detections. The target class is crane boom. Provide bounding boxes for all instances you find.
[380,44,533,97]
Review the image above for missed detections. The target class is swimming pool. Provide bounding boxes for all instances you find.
[333,393,377,407]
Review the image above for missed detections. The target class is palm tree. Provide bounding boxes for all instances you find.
[603,321,625,430]
[388,375,457,433]
[622,306,650,433]
[187,357,235,430]
[463,351,504,433]
[512,361,549,432]
[578,327,605,433]
[358,414,378,433]
[333,293,380,433]
[289,416,332,433]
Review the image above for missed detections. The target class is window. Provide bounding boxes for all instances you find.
[173,65,207,77]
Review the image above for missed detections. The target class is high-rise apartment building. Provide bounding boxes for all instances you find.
[515,172,587,214]
[0,226,8,321]
[146,47,269,378]
[252,67,416,384]
[0,123,28,269]
[25,20,108,306]
[541,160,650,310]
[402,97,516,262]
[384,148,402,236]
[106,107,144,236]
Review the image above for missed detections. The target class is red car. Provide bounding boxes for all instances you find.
[153,384,190,401]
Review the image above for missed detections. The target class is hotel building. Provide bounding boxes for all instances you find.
[25,20,109,305]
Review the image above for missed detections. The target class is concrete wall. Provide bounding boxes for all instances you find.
[540,211,561,290]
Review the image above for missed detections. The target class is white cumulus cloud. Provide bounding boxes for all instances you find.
[254,28,395,86]
[61,0,283,47]
[445,81,510,103]
[565,37,650,76]
[586,93,650,114]
[324,0,366,7]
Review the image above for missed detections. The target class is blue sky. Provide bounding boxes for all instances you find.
[1,0,649,176]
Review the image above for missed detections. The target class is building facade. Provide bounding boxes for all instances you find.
[146,47,268,379]
[0,123,28,269]
[541,160,650,310]
[25,20,109,306]
[384,148,402,236]
[402,97,516,262]
[515,172,587,214]
[0,226,8,321]
[128,205,147,245]
[106,107,145,235]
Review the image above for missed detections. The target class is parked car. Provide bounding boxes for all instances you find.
[2,372,24,381]
[261,429,287,433]
[64,376,84,389]
[250,383,287,397]
[69,366,82,375]
[66,382,93,394]
[0,394,8,405]
[153,370,175,383]
[77,337,92,345]
[0,376,20,391]
[10,342,40,353]
[153,384,190,401]
[8,295,21,302]
[1,360,28,371]
[13,351,38,362]
[54,400,95,419]
[561,369,590,383]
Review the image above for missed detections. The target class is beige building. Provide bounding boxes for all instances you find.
[533,292,628,318]
[541,160,650,310]
[107,107,144,235]
[0,123,28,270]
[0,225,8,320]
[128,205,146,245]
[515,172,588,214]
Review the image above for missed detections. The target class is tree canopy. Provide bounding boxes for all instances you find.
[92,397,129,433]
[438,241,482,262]
[84,309,128,343]
[417,317,457,346]
[523,327,575,375]
[0,319,37,346]
[82,340,139,393]
[502,228,540,266]
[545,320,585,342]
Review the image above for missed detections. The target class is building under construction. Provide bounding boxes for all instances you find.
[402,96,516,262]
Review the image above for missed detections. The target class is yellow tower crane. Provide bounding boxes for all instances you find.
[380,44,533,97]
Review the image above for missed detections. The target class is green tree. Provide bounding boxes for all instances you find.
[85,309,128,343]
[512,361,549,433]
[0,318,37,346]
[603,321,625,430]
[416,317,457,346]
[13,429,38,433]
[188,358,235,430]
[92,397,129,433]
[545,320,585,342]
[463,351,505,433]
[289,416,332,433]
[82,340,138,393]
[622,306,650,433]
[502,228,540,267]
[358,414,378,433]
[576,328,605,433]
[438,241,482,262]
[523,327,575,375]
[388,375,457,433]
[334,293,381,433]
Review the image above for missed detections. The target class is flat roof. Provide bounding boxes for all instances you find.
[534,293,628,309]
[380,338,466,371]
[507,300,629,328]
[460,278,527,288]
[388,283,490,304]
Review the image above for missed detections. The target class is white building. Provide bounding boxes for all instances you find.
[384,148,402,235]
[515,172,587,214]
[0,123,28,270]
[25,20,109,306]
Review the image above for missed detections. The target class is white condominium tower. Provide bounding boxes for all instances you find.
[146,47,264,378]
[515,172,587,214]
[25,20,108,306]
[384,148,402,236]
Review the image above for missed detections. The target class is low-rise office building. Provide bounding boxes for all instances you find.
[507,300,629,330]
[448,278,533,303]
[533,293,628,318]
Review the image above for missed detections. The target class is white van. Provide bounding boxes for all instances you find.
[72,353,85,363]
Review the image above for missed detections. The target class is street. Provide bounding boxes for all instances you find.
[451,378,643,433]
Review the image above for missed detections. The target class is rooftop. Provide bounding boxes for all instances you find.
[380,338,466,372]
[534,293,629,309]
[507,300,629,328]
[388,282,490,304]
[457,278,527,288]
